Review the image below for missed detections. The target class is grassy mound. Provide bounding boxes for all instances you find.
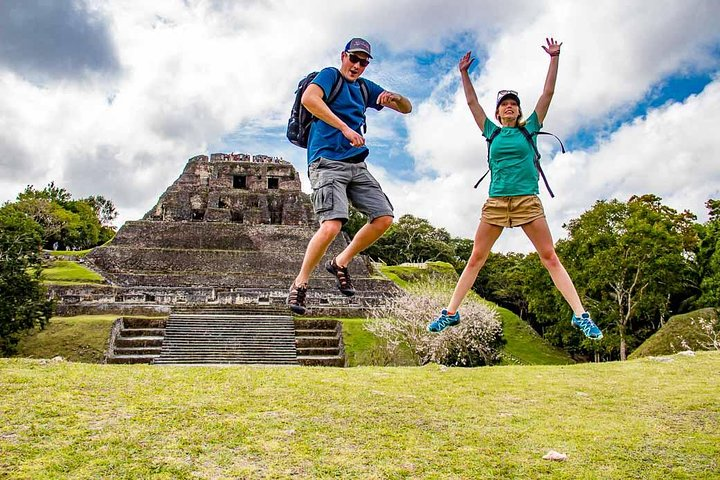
[12,315,119,362]
[497,306,573,365]
[1,353,718,479]
[629,308,718,359]
[379,262,572,365]
[41,260,105,284]
[378,261,458,289]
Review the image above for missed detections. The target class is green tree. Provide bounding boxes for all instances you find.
[12,183,117,250]
[365,214,456,265]
[697,199,720,306]
[0,205,54,354]
[559,195,696,360]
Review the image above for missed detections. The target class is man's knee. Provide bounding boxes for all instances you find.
[371,215,393,231]
[318,219,343,238]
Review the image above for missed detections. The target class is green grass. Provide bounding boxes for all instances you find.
[630,308,719,359]
[341,318,381,366]
[1,353,718,479]
[45,248,94,257]
[12,315,120,363]
[497,306,574,365]
[341,318,415,367]
[41,260,105,284]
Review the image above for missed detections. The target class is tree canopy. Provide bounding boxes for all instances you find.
[0,205,54,353]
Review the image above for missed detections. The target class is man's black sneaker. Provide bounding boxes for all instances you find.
[287,282,307,315]
[325,258,355,297]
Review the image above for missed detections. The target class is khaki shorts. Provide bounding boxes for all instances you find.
[481,195,545,228]
[308,157,394,224]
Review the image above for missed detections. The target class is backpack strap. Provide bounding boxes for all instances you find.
[474,128,501,189]
[518,126,555,198]
[326,69,369,134]
[326,67,345,105]
[357,78,369,134]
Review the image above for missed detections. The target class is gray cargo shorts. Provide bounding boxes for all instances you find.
[308,157,394,224]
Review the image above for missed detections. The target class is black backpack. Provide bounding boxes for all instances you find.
[286,67,369,148]
[473,126,565,198]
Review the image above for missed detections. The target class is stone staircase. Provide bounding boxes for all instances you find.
[105,317,166,364]
[105,308,347,366]
[153,312,298,365]
[295,319,345,367]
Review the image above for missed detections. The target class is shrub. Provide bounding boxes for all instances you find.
[368,284,503,367]
[680,311,720,352]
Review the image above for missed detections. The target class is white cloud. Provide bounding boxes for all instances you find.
[0,0,719,257]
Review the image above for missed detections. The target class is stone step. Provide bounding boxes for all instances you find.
[90,248,369,277]
[294,328,339,336]
[114,346,162,355]
[115,336,164,347]
[294,319,341,329]
[122,317,167,328]
[156,314,299,365]
[153,358,299,365]
[163,329,295,336]
[107,273,393,290]
[297,356,345,367]
[295,336,341,348]
[121,327,166,337]
[160,346,297,352]
[296,347,341,356]
[105,222,332,251]
[106,354,160,364]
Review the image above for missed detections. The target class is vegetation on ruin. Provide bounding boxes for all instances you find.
[13,315,119,363]
[41,260,105,284]
[1,352,718,479]
[629,308,719,359]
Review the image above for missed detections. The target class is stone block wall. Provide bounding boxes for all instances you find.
[143,153,313,225]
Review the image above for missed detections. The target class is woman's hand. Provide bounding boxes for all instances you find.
[458,51,475,73]
[542,37,562,57]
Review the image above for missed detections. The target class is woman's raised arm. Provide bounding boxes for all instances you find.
[534,38,562,124]
[459,51,488,132]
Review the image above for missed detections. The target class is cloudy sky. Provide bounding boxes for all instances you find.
[2,0,720,253]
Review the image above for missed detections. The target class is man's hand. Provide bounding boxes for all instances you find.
[377,91,403,108]
[341,125,365,147]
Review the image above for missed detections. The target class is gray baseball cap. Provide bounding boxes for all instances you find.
[345,37,373,59]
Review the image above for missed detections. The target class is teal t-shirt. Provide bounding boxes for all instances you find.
[483,111,542,197]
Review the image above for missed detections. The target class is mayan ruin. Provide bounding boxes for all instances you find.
[49,153,398,316]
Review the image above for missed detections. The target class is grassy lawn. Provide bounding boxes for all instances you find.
[498,306,574,365]
[13,315,120,363]
[1,352,718,479]
[41,260,105,284]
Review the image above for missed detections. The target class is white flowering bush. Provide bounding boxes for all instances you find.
[680,314,720,352]
[367,283,504,366]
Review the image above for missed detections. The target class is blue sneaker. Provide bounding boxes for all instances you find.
[427,309,460,333]
[571,312,603,340]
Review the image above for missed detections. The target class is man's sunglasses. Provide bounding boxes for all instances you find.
[346,52,370,67]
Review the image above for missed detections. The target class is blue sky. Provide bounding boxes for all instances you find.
[2,0,720,253]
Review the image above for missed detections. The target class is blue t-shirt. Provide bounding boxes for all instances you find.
[483,111,542,197]
[306,67,384,164]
